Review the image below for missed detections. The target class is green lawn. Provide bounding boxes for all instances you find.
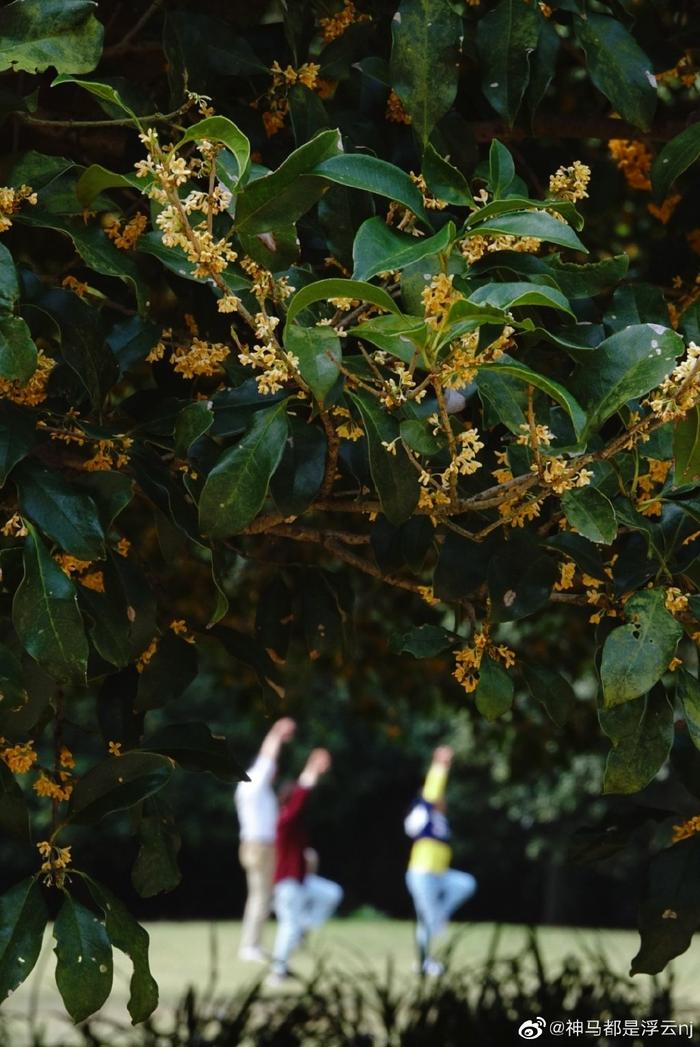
[5,920,700,1045]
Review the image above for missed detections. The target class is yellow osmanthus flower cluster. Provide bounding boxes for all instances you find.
[460,232,541,266]
[55,556,105,593]
[0,184,37,233]
[385,90,411,124]
[491,451,542,528]
[0,350,55,407]
[648,193,681,225]
[170,618,196,644]
[34,770,73,802]
[104,211,148,250]
[240,256,295,304]
[516,422,555,448]
[37,841,72,888]
[261,61,329,136]
[452,628,516,695]
[672,814,700,844]
[649,342,700,420]
[635,458,672,517]
[136,637,158,673]
[1,739,37,774]
[409,173,447,211]
[83,436,133,471]
[535,457,593,495]
[665,587,689,616]
[548,161,591,202]
[332,405,364,441]
[422,273,460,328]
[108,740,123,756]
[239,313,299,395]
[62,275,90,298]
[136,129,237,280]
[554,560,576,592]
[438,427,484,489]
[319,0,370,43]
[1,513,27,538]
[440,328,514,389]
[608,139,652,191]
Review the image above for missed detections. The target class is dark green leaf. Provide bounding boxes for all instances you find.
[314,154,429,225]
[488,140,515,198]
[599,684,673,794]
[286,278,400,330]
[352,218,454,282]
[136,631,198,712]
[0,762,29,843]
[0,316,37,384]
[476,0,540,125]
[131,801,182,898]
[0,401,38,487]
[652,122,700,200]
[480,357,586,439]
[674,406,700,486]
[469,281,573,317]
[83,877,158,1025]
[235,129,342,234]
[523,664,574,727]
[16,461,105,560]
[392,624,454,658]
[677,669,700,752]
[75,164,141,209]
[199,401,289,538]
[53,895,112,1023]
[600,589,683,707]
[0,243,19,312]
[464,210,586,253]
[285,325,341,405]
[422,145,474,208]
[0,878,48,1003]
[13,523,88,684]
[572,325,684,439]
[631,834,700,974]
[270,417,327,516]
[0,0,104,75]
[561,486,617,545]
[488,534,557,622]
[389,0,462,146]
[174,402,214,458]
[348,389,419,525]
[178,116,250,187]
[475,655,514,720]
[574,13,657,132]
[68,752,174,826]
[143,722,243,783]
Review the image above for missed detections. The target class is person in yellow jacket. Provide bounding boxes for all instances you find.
[404,745,477,976]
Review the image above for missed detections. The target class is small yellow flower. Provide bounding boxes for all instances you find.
[108,741,123,757]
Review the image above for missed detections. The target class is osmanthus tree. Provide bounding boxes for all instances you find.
[1,0,700,1023]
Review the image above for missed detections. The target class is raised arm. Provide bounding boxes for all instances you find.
[421,745,453,804]
[245,717,296,789]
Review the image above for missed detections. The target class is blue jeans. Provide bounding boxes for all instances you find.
[405,868,477,960]
[272,874,343,974]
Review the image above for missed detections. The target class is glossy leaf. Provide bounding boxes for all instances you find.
[561,486,617,545]
[199,401,289,538]
[575,13,657,131]
[599,684,673,794]
[352,218,454,282]
[0,762,29,843]
[674,406,700,486]
[475,0,540,125]
[475,655,514,721]
[392,623,455,658]
[131,801,182,898]
[16,461,106,560]
[0,0,104,75]
[178,115,250,186]
[314,154,429,224]
[480,357,586,439]
[469,281,574,317]
[12,523,88,685]
[286,278,399,331]
[677,669,700,752]
[271,416,327,516]
[572,325,684,438]
[348,389,419,525]
[600,589,683,707]
[68,752,174,825]
[390,0,463,146]
[54,894,112,1023]
[0,316,37,384]
[0,242,19,312]
[285,325,341,405]
[0,402,38,487]
[0,878,47,1003]
[464,210,586,253]
[83,876,158,1025]
[652,122,700,201]
[422,145,474,208]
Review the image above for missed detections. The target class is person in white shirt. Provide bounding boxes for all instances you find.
[235,717,296,962]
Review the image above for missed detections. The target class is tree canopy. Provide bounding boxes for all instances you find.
[1,0,700,1023]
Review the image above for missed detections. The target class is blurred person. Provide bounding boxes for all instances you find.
[235,717,296,962]
[404,745,477,976]
[269,747,342,983]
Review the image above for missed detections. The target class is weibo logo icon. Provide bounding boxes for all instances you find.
[517,1017,547,1039]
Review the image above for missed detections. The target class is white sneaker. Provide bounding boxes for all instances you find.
[265,968,289,988]
[422,957,444,977]
[238,946,267,964]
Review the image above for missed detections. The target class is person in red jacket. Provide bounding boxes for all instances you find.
[269,748,342,983]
